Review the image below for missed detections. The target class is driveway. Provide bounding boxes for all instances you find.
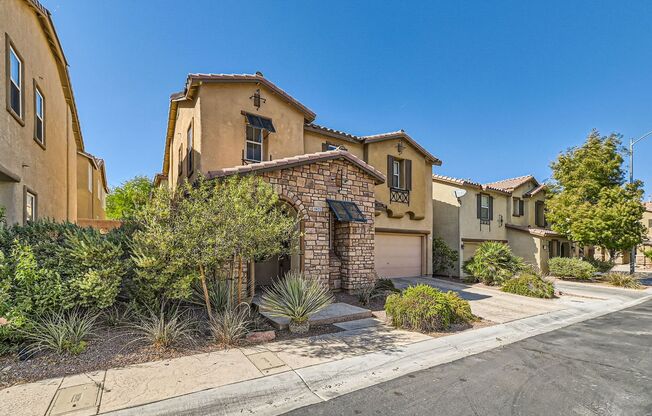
[285,299,652,416]
[390,276,648,324]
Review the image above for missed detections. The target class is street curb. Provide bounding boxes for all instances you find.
[100,293,652,416]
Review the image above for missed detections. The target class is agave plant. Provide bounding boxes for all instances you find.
[210,303,251,346]
[260,271,333,334]
[127,303,196,350]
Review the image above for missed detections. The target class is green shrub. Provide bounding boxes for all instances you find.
[432,237,458,276]
[127,303,196,350]
[548,257,596,279]
[644,250,652,261]
[374,278,399,293]
[385,284,474,332]
[210,303,251,346]
[22,309,98,356]
[463,242,525,285]
[260,271,333,325]
[585,258,614,273]
[501,274,555,298]
[602,273,643,289]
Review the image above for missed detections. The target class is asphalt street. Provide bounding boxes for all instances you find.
[285,300,652,416]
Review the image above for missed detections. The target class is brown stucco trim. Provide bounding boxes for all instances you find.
[21,0,85,151]
[0,161,21,182]
[207,149,386,185]
[22,185,37,223]
[5,33,25,126]
[375,227,430,235]
[32,78,46,149]
[461,238,508,244]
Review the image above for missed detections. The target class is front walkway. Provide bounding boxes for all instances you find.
[2,278,650,416]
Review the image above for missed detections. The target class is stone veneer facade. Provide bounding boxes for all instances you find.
[255,158,377,291]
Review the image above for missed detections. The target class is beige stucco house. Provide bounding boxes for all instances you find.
[76,151,108,220]
[155,73,440,291]
[0,0,107,225]
[635,201,652,268]
[432,174,577,277]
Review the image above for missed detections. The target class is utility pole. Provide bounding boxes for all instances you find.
[629,131,652,275]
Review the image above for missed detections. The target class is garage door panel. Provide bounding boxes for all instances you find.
[375,233,422,278]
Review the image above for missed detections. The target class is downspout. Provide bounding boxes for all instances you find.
[66,105,70,221]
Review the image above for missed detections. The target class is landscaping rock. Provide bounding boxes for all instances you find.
[246,330,276,343]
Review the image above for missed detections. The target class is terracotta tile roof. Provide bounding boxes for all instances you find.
[522,184,547,197]
[432,174,511,195]
[484,175,538,192]
[304,123,362,143]
[506,223,561,238]
[77,151,109,192]
[207,149,386,184]
[362,130,442,166]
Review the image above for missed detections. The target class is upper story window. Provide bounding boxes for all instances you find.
[480,194,491,220]
[34,86,45,145]
[24,189,36,222]
[392,160,401,188]
[187,122,194,174]
[535,200,546,227]
[87,163,93,192]
[246,125,264,162]
[178,145,183,177]
[387,155,412,191]
[512,197,524,216]
[7,40,23,120]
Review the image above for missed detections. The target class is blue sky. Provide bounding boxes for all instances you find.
[42,0,652,198]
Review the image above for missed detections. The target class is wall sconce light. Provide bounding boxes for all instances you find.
[397,140,405,154]
[498,214,504,227]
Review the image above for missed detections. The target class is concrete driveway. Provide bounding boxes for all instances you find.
[389,276,628,324]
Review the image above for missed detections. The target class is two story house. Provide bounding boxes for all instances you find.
[0,0,107,225]
[155,73,440,291]
[432,174,577,277]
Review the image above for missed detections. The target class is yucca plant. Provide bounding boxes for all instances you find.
[260,271,333,334]
[210,303,251,346]
[22,308,98,356]
[127,303,196,349]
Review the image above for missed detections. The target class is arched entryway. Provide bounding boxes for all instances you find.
[253,199,303,287]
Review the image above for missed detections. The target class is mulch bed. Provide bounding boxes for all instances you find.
[0,323,341,389]
[334,291,389,312]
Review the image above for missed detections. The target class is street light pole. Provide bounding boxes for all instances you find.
[629,131,652,275]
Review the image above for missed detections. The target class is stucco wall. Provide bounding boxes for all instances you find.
[432,180,462,276]
[0,0,77,224]
[507,228,547,273]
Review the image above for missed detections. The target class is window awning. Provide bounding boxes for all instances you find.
[245,113,276,133]
[326,199,367,222]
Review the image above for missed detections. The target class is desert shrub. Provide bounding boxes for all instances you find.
[548,257,596,280]
[602,273,643,289]
[644,250,652,261]
[355,284,376,306]
[128,303,196,349]
[463,242,525,285]
[22,309,98,356]
[210,303,251,346]
[385,284,474,332]
[585,258,614,273]
[501,274,555,298]
[191,278,231,315]
[261,271,333,324]
[374,278,399,293]
[102,303,135,327]
[432,236,458,276]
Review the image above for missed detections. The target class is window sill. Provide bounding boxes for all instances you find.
[6,106,24,126]
[33,137,46,150]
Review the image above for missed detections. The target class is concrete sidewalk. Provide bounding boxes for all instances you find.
[2,278,650,416]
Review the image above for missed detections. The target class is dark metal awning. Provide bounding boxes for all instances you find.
[245,113,276,133]
[326,199,367,223]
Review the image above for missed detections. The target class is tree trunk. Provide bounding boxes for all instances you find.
[249,259,256,298]
[237,256,243,303]
[199,264,213,321]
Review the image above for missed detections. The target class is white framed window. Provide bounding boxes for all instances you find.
[25,190,36,222]
[392,160,401,188]
[97,179,101,199]
[187,122,193,173]
[512,197,523,216]
[9,44,22,118]
[480,194,490,220]
[34,86,44,144]
[88,163,93,192]
[246,125,263,162]
[177,145,183,176]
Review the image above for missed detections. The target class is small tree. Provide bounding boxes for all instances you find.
[106,176,153,220]
[546,130,646,258]
[432,236,458,277]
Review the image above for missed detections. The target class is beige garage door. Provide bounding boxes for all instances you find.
[375,233,423,278]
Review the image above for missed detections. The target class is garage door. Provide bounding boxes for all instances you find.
[375,233,423,278]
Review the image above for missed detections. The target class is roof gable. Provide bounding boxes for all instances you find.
[484,175,538,192]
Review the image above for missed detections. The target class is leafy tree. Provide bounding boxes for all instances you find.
[106,176,152,220]
[546,130,646,257]
[432,236,458,276]
[131,175,299,319]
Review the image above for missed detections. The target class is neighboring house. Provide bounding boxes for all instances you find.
[76,151,108,220]
[0,0,107,224]
[635,201,652,268]
[432,174,577,277]
[155,72,440,291]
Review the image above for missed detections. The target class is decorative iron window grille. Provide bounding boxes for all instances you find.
[390,188,410,204]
